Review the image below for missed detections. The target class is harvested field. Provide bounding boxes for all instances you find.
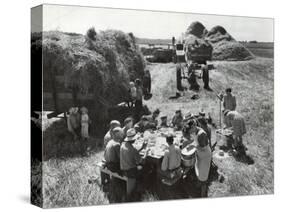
[41,57,273,207]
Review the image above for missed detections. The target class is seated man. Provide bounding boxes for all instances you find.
[197,116,212,149]
[104,120,121,147]
[160,115,169,128]
[120,128,149,201]
[104,127,124,173]
[134,115,150,133]
[223,110,246,152]
[147,109,160,130]
[160,135,182,180]
[171,110,184,130]
[122,117,134,139]
[188,120,212,197]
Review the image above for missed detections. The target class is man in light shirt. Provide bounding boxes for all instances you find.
[160,134,182,179]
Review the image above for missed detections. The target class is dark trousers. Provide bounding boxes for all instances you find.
[134,100,143,121]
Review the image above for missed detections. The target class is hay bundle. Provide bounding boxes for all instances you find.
[184,22,213,61]
[185,21,207,38]
[211,40,254,61]
[206,25,254,61]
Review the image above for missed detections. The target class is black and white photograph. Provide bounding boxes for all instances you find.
[31,4,274,208]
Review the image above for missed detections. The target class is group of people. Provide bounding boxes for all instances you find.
[128,70,152,121]
[102,107,214,199]
[67,106,90,141]
[221,88,247,154]
[103,118,149,201]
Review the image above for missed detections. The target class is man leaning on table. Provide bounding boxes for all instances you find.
[120,128,149,201]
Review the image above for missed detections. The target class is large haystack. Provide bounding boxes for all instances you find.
[31,29,145,134]
[206,25,254,60]
[184,22,254,61]
[184,22,213,62]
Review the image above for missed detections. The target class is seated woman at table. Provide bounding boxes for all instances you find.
[171,110,184,130]
[159,134,182,180]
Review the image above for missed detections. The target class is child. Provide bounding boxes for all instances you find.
[80,107,90,141]
[128,81,137,107]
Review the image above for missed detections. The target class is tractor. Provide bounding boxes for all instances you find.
[173,37,213,93]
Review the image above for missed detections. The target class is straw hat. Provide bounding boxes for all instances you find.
[124,128,138,142]
[184,111,193,120]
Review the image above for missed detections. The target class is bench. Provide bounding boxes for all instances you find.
[97,162,129,190]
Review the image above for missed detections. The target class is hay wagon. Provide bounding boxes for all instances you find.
[174,40,214,92]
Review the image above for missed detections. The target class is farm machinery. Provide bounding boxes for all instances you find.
[172,37,213,93]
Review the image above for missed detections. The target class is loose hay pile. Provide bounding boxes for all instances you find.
[206,26,254,61]
[184,22,254,61]
[31,29,145,135]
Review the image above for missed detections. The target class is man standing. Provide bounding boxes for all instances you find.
[188,120,212,197]
[201,64,210,90]
[143,70,151,96]
[104,120,121,147]
[223,88,237,111]
[120,128,148,201]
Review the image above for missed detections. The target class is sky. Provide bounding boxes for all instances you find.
[32,4,274,42]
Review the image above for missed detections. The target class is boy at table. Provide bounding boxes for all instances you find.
[159,135,182,180]
[120,128,149,201]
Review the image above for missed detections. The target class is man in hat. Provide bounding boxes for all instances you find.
[172,110,184,130]
[188,119,212,197]
[223,110,246,153]
[223,88,237,111]
[120,128,149,201]
[134,115,150,133]
[104,120,121,147]
[183,111,193,125]
[160,134,182,179]
[104,127,124,173]
[147,109,160,130]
